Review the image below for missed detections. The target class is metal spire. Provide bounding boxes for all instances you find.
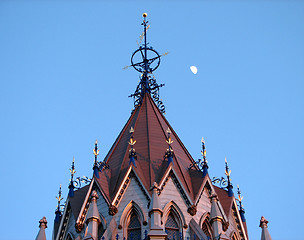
[164,128,174,167]
[201,137,209,177]
[55,185,63,222]
[68,157,76,198]
[93,139,100,178]
[127,13,167,113]
[128,127,137,167]
[237,185,246,222]
[225,157,234,197]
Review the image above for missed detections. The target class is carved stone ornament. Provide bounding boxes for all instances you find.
[143,220,148,226]
[75,222,83,233]
[118,224,122,229]
[222,221,229,232]
[109,205,118,216]
[187,205,197,216]
[183,224,188,229]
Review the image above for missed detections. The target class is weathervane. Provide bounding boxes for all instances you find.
[125,13,168,113]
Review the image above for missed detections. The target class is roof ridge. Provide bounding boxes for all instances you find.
[110,103,146,200]
[148,94,195,198]
[145,94,152,189]
[104,105,140,164]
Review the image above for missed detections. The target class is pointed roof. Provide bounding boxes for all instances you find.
[260,216,272,240]
[95,93,204,203]
[35,217,47,240]
[213,186,234,218]
[69,185,90,219]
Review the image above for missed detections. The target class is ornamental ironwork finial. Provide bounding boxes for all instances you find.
[68,157,92,197]
[92,140,109,178]
[126,13,168,113]
[225,157,234,197]
[68,158,76,197]
[128,126,137,167]
[164,128,174,166]
[201,137,209,177]
[237,184,246,222]
[55,184,63,223]
[93,139,100,178]
[56,184,63,211]
[237,185,243,208]
[188,137,209,176]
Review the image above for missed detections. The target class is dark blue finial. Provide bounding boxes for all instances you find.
[128,127,137,167]
[201,137,209,177]
[93,140,100,178]
[225,157,234,197]
[237,185,246,222]
[68,158,76,197]
[55,184,63,222]
[164,128,174,167]
[116,234,119,240]
[179,232,182,240]
[145,230,148,239]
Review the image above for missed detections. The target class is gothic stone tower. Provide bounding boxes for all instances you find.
[36,13,272,240]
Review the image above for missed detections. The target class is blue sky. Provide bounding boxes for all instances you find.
[0,1,303,240]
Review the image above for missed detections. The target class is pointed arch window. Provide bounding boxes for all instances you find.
[165,212,180,240]
[201,216,212,239]
[127,211,141,240]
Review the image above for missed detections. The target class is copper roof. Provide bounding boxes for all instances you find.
[69,185,90,219]
[95,93,205,203]
[213,186,233,218]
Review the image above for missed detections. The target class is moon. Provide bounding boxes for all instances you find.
[190,66,198,74]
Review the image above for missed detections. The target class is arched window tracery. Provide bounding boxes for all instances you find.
[127,210,141,240]
[165,212,180,240]
[201,216,212,239]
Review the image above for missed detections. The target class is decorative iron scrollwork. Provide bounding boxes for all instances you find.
[211,176,228,189]
[127,13,167,114]
[189,158,203,171]
[129,75,165,113]
[73,176,92,189]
